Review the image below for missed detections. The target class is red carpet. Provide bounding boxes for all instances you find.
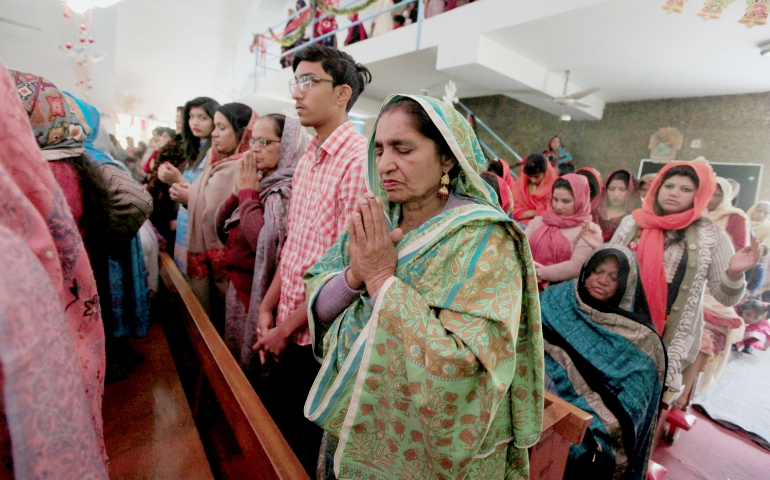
[652,410,770,480]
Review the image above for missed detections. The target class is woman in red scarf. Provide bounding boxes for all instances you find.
[592,169,641,243]
[525,173,602,284]
[610,162,759,395]
[512,153,558,226]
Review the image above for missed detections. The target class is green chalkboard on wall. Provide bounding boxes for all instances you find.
[637,160,764,212]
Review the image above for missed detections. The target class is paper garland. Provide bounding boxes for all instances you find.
[739,0,769,26]
[697,0,736,20]
[663,0,767,26]
[662,0,690,13]
[316,0,378,15]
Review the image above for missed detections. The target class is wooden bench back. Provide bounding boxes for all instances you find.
[159,252,309,480]
[529,391,593,479]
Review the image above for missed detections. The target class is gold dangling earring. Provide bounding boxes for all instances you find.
[437,171,450,199]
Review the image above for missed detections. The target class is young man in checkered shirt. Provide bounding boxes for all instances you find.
[253,44,372,475]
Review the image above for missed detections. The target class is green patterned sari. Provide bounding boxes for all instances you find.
[304,95,544,479]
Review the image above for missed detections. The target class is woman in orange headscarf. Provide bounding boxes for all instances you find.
[610,162,759,397]
[512,153,558,226]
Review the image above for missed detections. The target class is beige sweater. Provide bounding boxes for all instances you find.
[524,216,596,283]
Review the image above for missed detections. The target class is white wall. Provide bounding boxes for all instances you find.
[0,0,117,117]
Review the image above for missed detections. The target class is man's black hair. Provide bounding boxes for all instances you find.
[523,154,547,176]
[292,44,372,112]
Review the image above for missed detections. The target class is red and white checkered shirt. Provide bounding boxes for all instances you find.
[277,121,367,345]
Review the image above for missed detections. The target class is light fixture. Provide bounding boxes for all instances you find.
[560,113,572,122]
[65,0,125,14]
[762,43,770,57]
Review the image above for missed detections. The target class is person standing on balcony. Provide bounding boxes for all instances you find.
[425,0,446,18]
[252,44,372,476]
[344,13,368,46]
[371,0,395,37]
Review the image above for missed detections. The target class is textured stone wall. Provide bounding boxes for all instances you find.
[462,92,770,201]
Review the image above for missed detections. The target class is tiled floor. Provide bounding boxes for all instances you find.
[652,410,770,480]
[102,324,214,479]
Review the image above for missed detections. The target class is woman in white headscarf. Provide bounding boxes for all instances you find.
[705,176,750,252]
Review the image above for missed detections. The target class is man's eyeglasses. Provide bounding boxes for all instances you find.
[289,75,334,95]
[249,137,281,147]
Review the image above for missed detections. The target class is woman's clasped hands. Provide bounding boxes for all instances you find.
[346,193,402,297]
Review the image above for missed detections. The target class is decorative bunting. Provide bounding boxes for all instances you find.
[316,0,378,16]
[268,20,310,47]
[662,0,689,13]
[739,0,769,27]
[697,0,736,20]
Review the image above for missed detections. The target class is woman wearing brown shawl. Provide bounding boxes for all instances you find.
[187,103,257,329]
[593,170,641,243]
[217,115,307,370]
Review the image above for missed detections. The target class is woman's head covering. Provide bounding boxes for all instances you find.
[63,92,121,168]
[480,171,513,215]
[258,116,308,199]
[595,169,641,217]
[275,116,307,169]
[512,158,559,224]
[529,174,592,267]
[210,106,259,167]
[366,95,503,224]
[747,201,770,247]
[577,246,651,323]
[576,167,604,211]
[704,176,750,236]
[8,70,87,160]
[544,135,573,165]
[498,158,516,192]
[631,161,716,333]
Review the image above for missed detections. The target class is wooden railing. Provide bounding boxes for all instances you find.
[159,252,591,479]
[158,252,309,480]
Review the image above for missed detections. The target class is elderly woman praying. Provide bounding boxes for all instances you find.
[302,95,545,479]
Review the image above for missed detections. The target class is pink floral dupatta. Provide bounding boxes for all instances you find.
[530,174,592,266]
[0,62,107,465]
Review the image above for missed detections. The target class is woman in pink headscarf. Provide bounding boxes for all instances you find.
[0,61,107,465]
[525,174,603,284]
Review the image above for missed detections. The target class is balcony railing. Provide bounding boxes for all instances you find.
[252,0,423,79]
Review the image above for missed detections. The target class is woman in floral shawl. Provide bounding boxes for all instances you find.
[304,95,544,479]
[4,66,107,461]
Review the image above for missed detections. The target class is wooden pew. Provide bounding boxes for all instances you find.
[529,392,594,480]
[158,252,309,480]
[159,251,591,479]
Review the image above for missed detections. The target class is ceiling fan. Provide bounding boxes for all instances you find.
[551,70,599,108]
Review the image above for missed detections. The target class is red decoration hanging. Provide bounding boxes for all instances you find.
[60,4,103,95]
[739,0,769,27]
